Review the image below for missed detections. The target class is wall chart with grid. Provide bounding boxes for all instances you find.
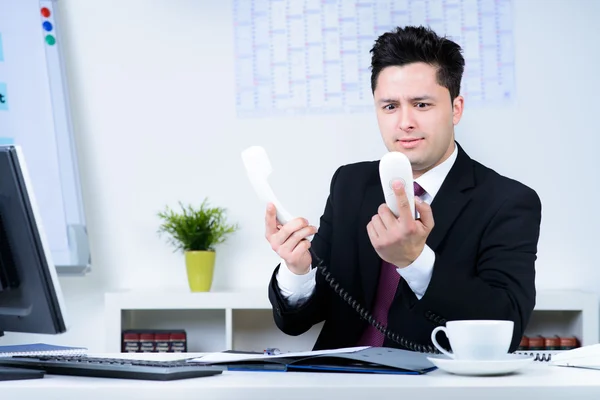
[233,0,515,117]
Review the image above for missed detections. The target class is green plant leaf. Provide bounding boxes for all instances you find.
[157,199,238,252]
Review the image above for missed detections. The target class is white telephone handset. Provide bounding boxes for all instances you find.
[379,151,416,219]
[241,145,296,225]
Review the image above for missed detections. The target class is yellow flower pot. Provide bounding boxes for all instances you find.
[185,250,216,292]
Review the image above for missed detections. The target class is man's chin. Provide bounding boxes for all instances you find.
[386,143,427,166]
[405,155,430,171]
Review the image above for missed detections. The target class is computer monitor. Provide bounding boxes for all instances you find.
[0,145,67,339]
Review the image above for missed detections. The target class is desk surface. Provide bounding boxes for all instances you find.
[2,354,600,400]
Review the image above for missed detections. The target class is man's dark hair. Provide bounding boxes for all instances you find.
[370,26,465,101]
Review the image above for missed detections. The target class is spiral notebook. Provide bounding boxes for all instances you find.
[0,343,87,357]
[514,350,564,362]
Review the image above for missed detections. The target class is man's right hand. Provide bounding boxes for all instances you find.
[265,203,317,275]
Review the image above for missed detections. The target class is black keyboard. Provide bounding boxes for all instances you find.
[0,355,224,381]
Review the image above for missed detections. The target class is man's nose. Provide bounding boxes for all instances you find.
[398,108,416,132]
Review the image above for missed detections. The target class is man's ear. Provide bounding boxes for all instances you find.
[452,95,464,125]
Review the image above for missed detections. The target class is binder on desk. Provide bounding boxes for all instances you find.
[190,346,436,375]
[0,343,87,357]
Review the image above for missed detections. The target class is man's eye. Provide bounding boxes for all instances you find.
[384,104,396,111]
[416,103,430,108]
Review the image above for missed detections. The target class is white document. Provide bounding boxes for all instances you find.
[549,344,600,370]
[188,346,369,364]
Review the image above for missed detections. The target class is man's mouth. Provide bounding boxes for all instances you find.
[396,138,424,149]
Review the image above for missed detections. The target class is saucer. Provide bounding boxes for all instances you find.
[426,354,535,376]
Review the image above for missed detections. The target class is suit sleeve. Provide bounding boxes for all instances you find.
[413,186,542,352]
[267,166,342,336]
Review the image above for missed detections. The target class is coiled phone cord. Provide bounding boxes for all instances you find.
[309,248,441,354]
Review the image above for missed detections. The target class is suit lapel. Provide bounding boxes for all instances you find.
[427,143,476,251]
[357,173,385,311]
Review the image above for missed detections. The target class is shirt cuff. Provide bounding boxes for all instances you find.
[276,258,317,307]
[397,245,436,300]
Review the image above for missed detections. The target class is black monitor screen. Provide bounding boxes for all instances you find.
[0,145,67,335]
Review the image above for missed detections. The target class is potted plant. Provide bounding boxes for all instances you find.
[157,199,238,292]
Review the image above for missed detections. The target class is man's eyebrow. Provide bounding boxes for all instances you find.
[408,95,435,102]
[376,95,435,105]
[377,98,399,105]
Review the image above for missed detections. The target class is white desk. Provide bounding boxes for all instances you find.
[2,359,600,400]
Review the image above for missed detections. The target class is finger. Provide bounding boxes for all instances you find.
[415,197,434,230]
[273,217,309,245]
[392,180,414,221]
[378,203,398,229]
[370,214,387,237]
[265,203,278,237]
[289,239,311,261]
[366,221,379,244]
[279,225,317,254]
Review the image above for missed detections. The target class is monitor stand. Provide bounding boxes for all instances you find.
[0,331,45,381]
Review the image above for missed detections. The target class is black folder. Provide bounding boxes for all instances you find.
[191,347,437,374]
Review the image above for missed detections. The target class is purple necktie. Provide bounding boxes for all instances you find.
[357,183,427,347]
[357,261,400,347]
[414,181,426,197]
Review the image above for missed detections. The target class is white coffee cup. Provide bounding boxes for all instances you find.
[430,320,514,360]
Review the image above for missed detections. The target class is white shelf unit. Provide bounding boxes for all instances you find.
[524,290,599,347]
[104,289,599,353]
[104,290,322,353]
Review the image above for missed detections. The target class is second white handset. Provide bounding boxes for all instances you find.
[379,151,415,219]
[241,145,296,225]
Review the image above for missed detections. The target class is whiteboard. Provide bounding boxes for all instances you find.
[0,0,90,274]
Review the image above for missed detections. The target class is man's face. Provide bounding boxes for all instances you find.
[373,63,464,178]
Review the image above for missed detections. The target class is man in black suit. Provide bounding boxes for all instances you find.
[265,26,541,353]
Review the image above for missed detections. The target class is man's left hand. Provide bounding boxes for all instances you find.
[366,180,435,268]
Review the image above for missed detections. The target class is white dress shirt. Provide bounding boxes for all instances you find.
[276,144,458,307]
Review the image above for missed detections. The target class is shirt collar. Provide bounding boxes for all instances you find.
[415,143,458,201]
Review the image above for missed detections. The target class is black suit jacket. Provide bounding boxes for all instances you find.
[268,142,542,353]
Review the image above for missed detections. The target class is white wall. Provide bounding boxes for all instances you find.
[2,0,600,351]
